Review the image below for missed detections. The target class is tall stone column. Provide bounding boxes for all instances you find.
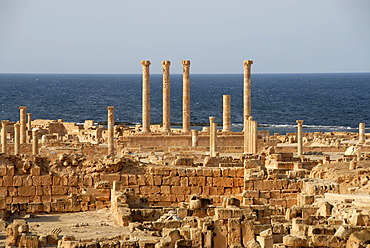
[191,130,199,147]
[14,123,20,155]
[27,113,32,131]
[243,60,253,131]
[162,60,171,132]
[359,123,366,144]
[182,60,191,133]
[19,106,27,144]
[1,120,8,154]
[209,117,217,157]
[107,106,115,157]
[141,60,151,133]
[32,128,39,155]
[222,95,231,132]
[296,120,304,156]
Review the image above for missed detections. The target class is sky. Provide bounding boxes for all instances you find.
[0,0,369,74]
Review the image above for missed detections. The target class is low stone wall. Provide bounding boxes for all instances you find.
[0,161,302,214]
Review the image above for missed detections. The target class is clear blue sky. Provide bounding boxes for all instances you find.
[0,0,369,74]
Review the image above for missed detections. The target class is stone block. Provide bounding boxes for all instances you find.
[12,196,30,204]
[3,176,13,187]
[18,186,36,196]
[140,186,160,195]
[171,186,191,195]
[13,176,23,187]
[51,186,68,195]
[30,166,41,176]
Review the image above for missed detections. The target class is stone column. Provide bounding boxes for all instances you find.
[359,123,365,144]
[243,115,250,154]
[191,130,199,147]
[32,128,39,155]
[14,123,20,155]
[182,60,191,133]
[296,120,304,156]
[251,117,258,154]
[107,106,115,157]
[27,113,32,131]
[141,60,151,133]
[1,120,8,154]
[222,95,231,132]
[244,116,258,154]
[162,60,171,132]
[209,117,217,157]
[243,60,253,131]
[19,106,27,144]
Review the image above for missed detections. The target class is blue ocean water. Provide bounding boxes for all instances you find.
[0,73,369,134]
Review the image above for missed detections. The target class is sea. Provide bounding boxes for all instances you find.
[0,73,369,135]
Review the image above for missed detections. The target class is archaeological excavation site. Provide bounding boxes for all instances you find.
[1,60,370,248]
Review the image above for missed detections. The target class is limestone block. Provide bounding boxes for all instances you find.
[52,186,68,195]
[213,222,228,248]
[18,186,36,196]
[30,166,41,176]
[256,236,273,248]
[171,186,191,195]
[282,235,308,247]
[228,218,242,245]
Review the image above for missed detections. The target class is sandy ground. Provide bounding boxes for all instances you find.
[24,208,130,240]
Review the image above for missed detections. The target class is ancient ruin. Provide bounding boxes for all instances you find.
[0,60,370,247]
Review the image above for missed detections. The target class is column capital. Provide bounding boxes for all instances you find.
[209,116,215,123]
[243,60,253,67]
[107,106,115,111]
[296,120,304,125]
[162,60,171,67]
[140,60,151,67]
[1,120,9,125]
[19,106,27,110]
[181,60,191,67]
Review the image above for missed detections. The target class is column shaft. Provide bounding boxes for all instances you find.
[141,60,151,133]
[359,123,366,144]
[1,120,8,154]
[162,61,171,132]
[107,106,115,156]
[243,60,253,131]
[19,106,27,144]
[243,115,250,154]
[14,123,20,155]
[27,113,32,131]
[182,60,191,133]
[222,95,231,132]
[297,120,304,156]
[209,117,217,157]
[32,129,39,155]
[191,130,198,147]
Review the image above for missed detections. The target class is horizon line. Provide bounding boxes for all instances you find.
[1,71,370,75]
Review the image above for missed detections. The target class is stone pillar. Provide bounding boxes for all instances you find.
[1,120,8,154]
[191,129,199,147]
[209,117,217,157]
[162,60,171,132]
[14,123,20,155]
[19,106,27,144]
[141,60,151,133]
[296,120,304,156]
[244,116,258,154]
[182,60,191,133]
[251,117,258,154]
[27,113,32,131]
[222,95,231,132]
[243,60,253,131]
[32,128,39,155]
[359,123,365,144]
[107,106,115,157]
